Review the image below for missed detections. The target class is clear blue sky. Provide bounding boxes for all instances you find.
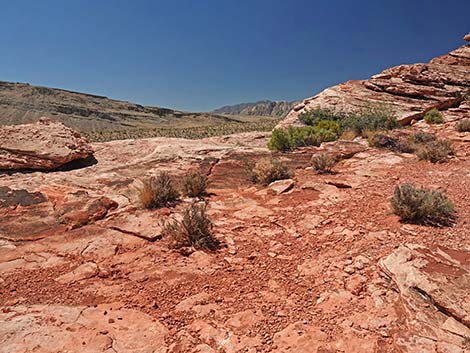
[0,0,468,112]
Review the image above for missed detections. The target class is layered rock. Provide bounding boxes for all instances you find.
[381,244,470,352]
[0,117,94,170]
[278,39,470,128]
[214,100,298,118]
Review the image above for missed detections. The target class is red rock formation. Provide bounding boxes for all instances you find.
[0,117,94,170]
[278,39,470,128]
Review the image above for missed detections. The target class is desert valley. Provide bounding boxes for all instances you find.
[0,29,470,353]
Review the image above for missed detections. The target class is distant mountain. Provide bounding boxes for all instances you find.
[213,100,298,118]
[0,81,243,132]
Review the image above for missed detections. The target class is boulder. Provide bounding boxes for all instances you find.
[0,117,94,171]
[278,40,470,128]
[464,33,470,42]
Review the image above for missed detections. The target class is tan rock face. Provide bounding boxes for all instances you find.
[278,43,470,128]
[381,244,470,352]
[464,33,470,42]
[0,117,94,170]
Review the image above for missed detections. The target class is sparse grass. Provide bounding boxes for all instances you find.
[163,202,218,251]
[138,172,179,209]
[456,119,470,132]
[84,119,280,142]
[391,184,455,226]
[182,171,208,198]
[251,157,292,185]
[416,139,453,163]
[424,109,444,124]
[311,153,337,174]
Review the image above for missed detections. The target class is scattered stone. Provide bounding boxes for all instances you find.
[268,179,295,195]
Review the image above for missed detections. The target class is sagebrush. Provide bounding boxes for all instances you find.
[251,157,292,185]
[163,202,218,250]
[182,171,208,198]
[138,172,179,209]
[391,184,455,226]
[311,153,337,174]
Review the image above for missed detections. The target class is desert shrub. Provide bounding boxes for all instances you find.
[251,157,292,185]
[339,129,358,140]
[311,153,337,174]
[456,119,470,132]
[268,128,291,152]
[138,172,179,209]
[424,109,444,124]
[182,171,208,198]
[343,104,400,136]
[416,139,453,163]
[163,202,218,250]
[391,184,455,226]
[411,132,437,144]
[368,132,400,150]
[298,107,343,126]
[268,126,338,152]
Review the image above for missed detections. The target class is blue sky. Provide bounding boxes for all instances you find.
[0,0,468,112]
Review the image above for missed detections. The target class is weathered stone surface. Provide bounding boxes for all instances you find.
[268,179,294,195]
[464,33,470,42]
[0,305,168,353]
[0,117,94,170]
[381,244,470,352]
[278,42,470,128]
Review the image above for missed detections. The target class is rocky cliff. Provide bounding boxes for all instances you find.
[214,100,297,118]
[279,35,470,128]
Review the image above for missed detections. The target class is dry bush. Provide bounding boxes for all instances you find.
[311,153,337,174]
[339,129,358,140]
[251,157,292,185]
[163,202,218,251]
[138,172,179,209]
[391,184,455,226]
[416,139,453,163]
[182,171,208,197]
[456,119,470,132]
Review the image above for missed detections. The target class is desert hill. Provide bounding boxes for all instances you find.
[0,81,255,132]
[214,100,297,118]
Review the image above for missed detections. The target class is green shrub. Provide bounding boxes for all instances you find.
[391,184,455,226]
[456,119,470,132]
[251,157,292,185]
[268,129,291,152]
[424,109,444,124]
[163,202,218,250]
[182,171,208,198]
[311,153,337,174]
[138,172,179,209]
[286,126,323,148]
[416,139,453,163]
[343,103,400,136]
[298,107,343,126]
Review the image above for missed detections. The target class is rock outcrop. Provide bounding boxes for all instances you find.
[278,39,470,128]
[214,100,298,118]
[381,244,470,352]
[0,118,94,171]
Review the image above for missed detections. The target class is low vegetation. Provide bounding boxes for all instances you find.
[250,157,292,185]
[163,202,218,251]
[269,103,400,152]
[369,131,453,163]
[311,153,337,174]
[84,119,280,142]
[391,184,456,226]
[456,119,470,132]
[138,172,179,209]
[424,109,444,124]
[416,139,454,163]
[182,171,208,198]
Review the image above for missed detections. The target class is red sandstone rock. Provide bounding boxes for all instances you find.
[278,43,470,128]
[0,117,94,170]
